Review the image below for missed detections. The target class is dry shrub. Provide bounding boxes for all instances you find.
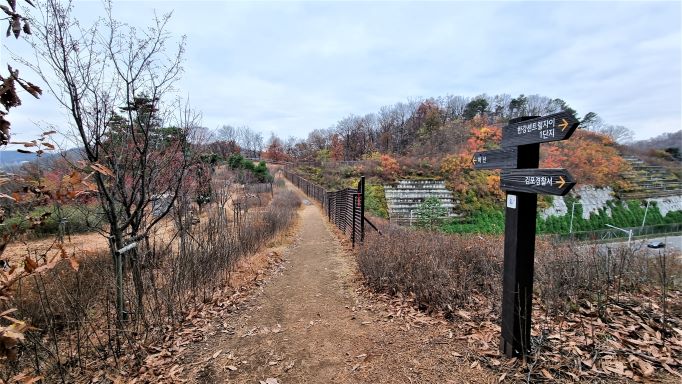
[359,224,682,381]
[259,189,301,235]
[154,186,301,317]
[5,186,302,382]
[13,251,112,331]
[358,225,503,315]
[534,238,681,320]
[7,251,116,381]
[360,224,681,322]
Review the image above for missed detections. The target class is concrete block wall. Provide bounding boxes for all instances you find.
[541,185,682,221]
[384,180,457,225]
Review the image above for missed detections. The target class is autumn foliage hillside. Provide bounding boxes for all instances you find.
[441,119,631,213]
[541,130,631,189]
[279,94,651,219]
[292,116,632,219]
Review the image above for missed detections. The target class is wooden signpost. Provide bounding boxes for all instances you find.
[473,113,578,357]
[501,111,579,146]
[500,169,576,196]
[472,147,518,170]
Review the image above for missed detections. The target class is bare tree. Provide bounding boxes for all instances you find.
[445,95,469,120]
[579,112,634,143]
[392,101,416,154]
[306,129,328,152]
[191,126,214,144]
[598,124,635,143]
[283,135,299,158]
[26,0,195,320]
[492,93,512,119]
[253,130,264,157]
[217,124,238,142]
[235,125,264,158]
[525,94,550,116]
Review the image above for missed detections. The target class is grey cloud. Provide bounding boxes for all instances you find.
[2,1,679,143]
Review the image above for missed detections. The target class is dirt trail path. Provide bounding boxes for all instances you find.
[182,183,495,383]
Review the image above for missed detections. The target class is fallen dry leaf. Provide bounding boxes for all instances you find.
[541,368,554,380]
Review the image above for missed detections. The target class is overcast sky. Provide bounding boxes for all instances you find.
[1,0,680,146]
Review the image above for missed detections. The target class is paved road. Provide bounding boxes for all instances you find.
[594,234,681,256]
[640,235,682,251]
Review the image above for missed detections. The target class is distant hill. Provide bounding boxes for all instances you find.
[620,131,681,180]
[0,148,83,170]
[0,150,40,168]
[628,130,682,152]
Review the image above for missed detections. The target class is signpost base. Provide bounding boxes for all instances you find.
[500,191,537,357]
[500,142,539,358]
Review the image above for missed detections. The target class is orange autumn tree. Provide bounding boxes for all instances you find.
[541,130,631,190]
[380,154,400,178]
[263,135,290,162]
[441,118,504,213]
[466,126,501,152]
[330,134,344,161]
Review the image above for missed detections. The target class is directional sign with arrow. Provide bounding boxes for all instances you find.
[502,111,579,147]
[500,168,576,196]
[472,147,518,170]
[470,111,581,358]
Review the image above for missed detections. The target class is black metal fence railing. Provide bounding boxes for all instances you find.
[245,182,273,195]
[327,187,364,246]
[282,169,373,246]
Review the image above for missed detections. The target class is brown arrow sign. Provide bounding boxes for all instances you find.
[500,168,576,196]
[472,147,518,169]
[502,111,579,147]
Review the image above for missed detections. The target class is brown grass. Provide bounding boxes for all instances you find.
[358,225,502,316]
[2,184,302,382]
[357,223,682,382]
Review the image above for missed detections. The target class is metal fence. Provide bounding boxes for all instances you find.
[282,170,374,246]
[245,182,273,195]
[556,222,682,242]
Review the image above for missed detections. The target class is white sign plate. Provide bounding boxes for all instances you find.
[507,194,517,209]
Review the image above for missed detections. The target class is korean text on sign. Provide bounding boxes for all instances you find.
[524,176,553,186]
[516,118,555,135]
